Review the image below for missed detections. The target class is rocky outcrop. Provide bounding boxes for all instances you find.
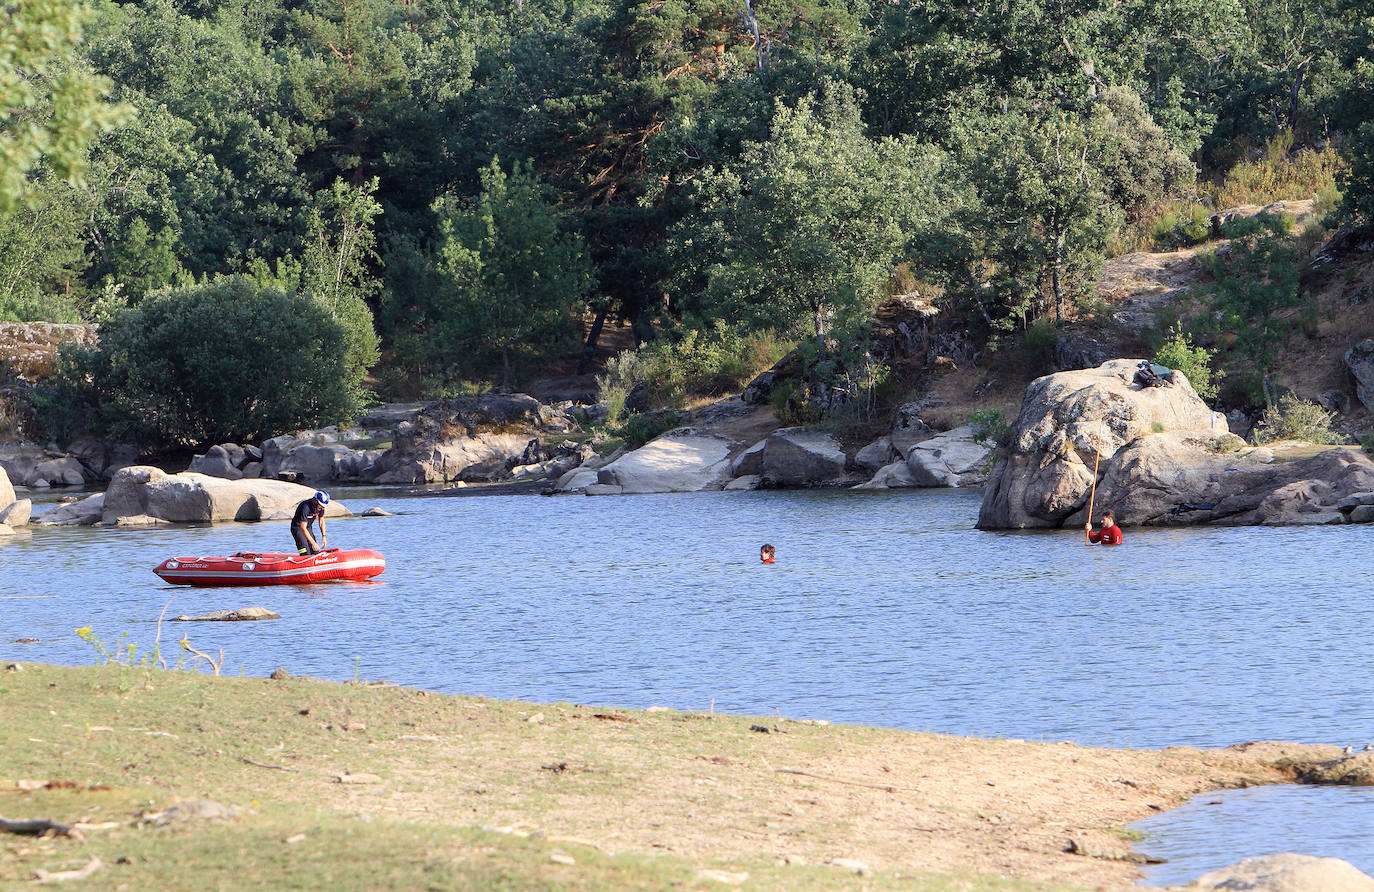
[1346,338,1374,411]
[0,497,32,527]
[0,322,97,382]
[36,492,104,525]
[904,425,994,487]
[370,394,575,485]
[978,360,1228,529]
[585,430,736,494]
[978,359,1374,528]
[0,464,29,526]
[35,466,350,525]
[1193,853,1374,891]
[854,436,898,473]
[0,464,13,514]
[852,460,917,490]
[759,428,848,487]
[1077,437,1374,526]
[0,441,91,488]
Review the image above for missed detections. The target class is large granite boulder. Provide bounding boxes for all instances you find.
[31,456,87,487]
[1075,437,1374,526]
[588,430,736,494]
[0,441,61,487]
[370,394,575,485]
[760,428,848,486]
[0,463,13,513]
[91,466,351,524]
[278,443,377,483]
[35,492,104,525]
[851,460,918,490]
[0,497,32,527]
[1346,338,1374,411]
[978,359,1228,529]
[188,444,244,480]
[905,425,994,487]
[854,436,898,473]
[1193,853,1374,891]
[65,438,139,480]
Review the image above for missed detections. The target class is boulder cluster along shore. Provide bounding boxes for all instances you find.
[7,358,1374,532]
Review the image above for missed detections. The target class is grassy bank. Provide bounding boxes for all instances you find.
[0,664,1335,890]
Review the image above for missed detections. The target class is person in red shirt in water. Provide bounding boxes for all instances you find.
[760,544,776,563]
[1085,510,1123,546]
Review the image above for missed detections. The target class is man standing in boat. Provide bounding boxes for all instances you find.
[292,490,330,555]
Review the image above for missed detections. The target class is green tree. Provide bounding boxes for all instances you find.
[430,158,593,387]
[0,0,132,210]
[250,178,383,392]
[0,173,88,320]
[1154,325,1222,402]
[953,104,1124,329]
[44,276,358,447]
[673,84,937,344]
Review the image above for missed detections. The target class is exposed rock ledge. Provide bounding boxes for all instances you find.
[979,359,1374,529]
[34,467,350,526]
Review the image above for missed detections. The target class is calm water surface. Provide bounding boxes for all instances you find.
[1133,785,1374,886]
[2,487,1371,747]
[5,487,1374,878]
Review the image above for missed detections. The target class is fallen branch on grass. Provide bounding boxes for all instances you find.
[0,816,81,838]
[240,757,297,772]
[33,856,102,883]
[773,767,920,794]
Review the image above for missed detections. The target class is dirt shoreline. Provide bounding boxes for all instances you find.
[0,664,1352,890]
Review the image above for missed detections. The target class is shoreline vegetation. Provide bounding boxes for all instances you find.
[0,663,1351,891]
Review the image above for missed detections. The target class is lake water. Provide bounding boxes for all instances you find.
[4,486,1374,879]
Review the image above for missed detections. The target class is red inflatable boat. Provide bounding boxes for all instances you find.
[153,548,386,586]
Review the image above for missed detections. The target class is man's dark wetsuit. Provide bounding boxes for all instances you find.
[292,498,325,554]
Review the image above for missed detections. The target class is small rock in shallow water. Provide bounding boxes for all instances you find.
[361,507,395,517]
[172,607,281,622]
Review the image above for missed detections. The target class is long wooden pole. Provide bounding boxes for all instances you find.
[1085,426,1102,544]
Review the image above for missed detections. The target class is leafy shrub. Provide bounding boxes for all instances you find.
[1218,210,1294,240]
[640,322,787,406]
[1189,234,1310,385]
[596,349,649,424]
[1210,135,1343,210]
[39,277,360,448]
[615,410,688,448]
[970,408,1010,447]
[1251,394,1343,445]
[1151,204,1212,249]
[1154,326,1222,402]
[1208,433,1246,453]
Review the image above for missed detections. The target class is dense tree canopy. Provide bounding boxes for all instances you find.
[1,0,1371,418]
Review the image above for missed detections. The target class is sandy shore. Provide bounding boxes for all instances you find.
[0,663,1349,890]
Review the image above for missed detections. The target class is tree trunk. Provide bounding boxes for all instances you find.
[1052,240,1066,323]
[1287,63,1307,133]
[575,309,609,375]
